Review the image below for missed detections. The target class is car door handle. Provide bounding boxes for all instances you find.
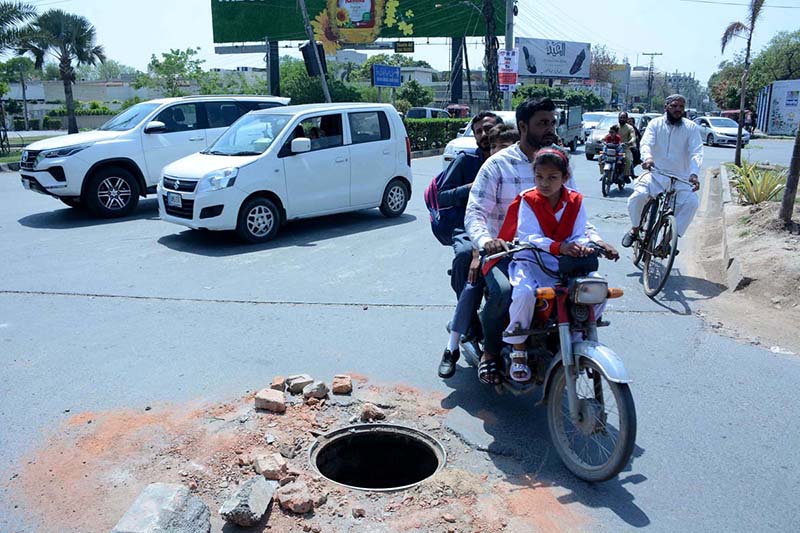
[335,157,347,163]
[189,136,204,141]
[382,149,390,155]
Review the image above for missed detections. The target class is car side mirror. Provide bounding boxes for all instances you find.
[144,120,166,134]
[291,137,311,153]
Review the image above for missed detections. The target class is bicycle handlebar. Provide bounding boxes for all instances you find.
[649,166,694,186]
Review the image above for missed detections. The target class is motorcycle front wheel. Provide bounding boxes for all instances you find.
[601,170,611,197]
[547,360,637,482]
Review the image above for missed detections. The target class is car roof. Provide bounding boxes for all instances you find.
[252,102,397,115]
[143,95,290,105]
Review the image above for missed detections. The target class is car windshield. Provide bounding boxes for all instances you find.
[597,116,619,129]
[204,113,291,156]
[583,113,606,122]
[709,118,739,128]
[98,103,160,131]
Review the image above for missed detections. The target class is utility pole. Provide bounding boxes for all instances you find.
[464,39,474,108]
[19,66,29,131]
[503,0,514,111]
[642,52,662,112]
[264,35,270,94]
[297,0,331,103]
[483,0,500,110]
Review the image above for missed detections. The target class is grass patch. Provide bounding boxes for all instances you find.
[0,150,21,163]
[738,229,752,237]
[728,159,786,205]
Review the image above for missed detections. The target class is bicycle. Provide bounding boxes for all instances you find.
[631,166,695,297]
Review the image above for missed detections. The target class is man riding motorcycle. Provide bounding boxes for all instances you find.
[617,112,637,181]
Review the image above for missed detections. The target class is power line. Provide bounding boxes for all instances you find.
[679,0,800,7]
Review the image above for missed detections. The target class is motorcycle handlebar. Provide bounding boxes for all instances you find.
[484,241,610,262]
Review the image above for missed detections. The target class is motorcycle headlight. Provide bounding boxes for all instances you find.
[570,276,608,305]
[37,144,92,164]
[196,167,238,193]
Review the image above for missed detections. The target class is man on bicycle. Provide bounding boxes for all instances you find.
[621,94,704,248]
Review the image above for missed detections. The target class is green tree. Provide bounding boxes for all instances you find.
[135,47,203,97]
[41,61,59,80]
[720,0,765,166]
[355,53,431,81]
[564,89,605,111]
[394,98,412,115]
[750,30,800,87]
[0,55,33,83]
[707,58,752,110]
[396,79,432,107]
[0,1,35,53]
[76,59,139,81]
[16,9,105,133]
[512,84,564,108]
[590,45,617,83]
[280,57,361,104]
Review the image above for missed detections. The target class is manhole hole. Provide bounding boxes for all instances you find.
[309,423,446,491]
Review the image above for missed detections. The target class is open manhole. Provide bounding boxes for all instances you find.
[309,423,446,491]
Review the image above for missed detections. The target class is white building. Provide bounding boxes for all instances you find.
[400,67,437,85]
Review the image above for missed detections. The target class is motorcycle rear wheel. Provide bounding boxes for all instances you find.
[601,170,611,197]
[547,360,637,482]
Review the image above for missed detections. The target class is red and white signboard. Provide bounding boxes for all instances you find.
[499,48,519,92]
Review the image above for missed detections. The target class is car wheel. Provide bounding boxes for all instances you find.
[379,179,409,218]
[585,152,594,161]
[569,138,577,152]
[236,197,280,244]
[706,133,714,146]
[85,166,140,218]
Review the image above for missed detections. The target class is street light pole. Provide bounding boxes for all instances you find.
[503,0,514,111]
[297,0,331,103]
[19,67,29,131]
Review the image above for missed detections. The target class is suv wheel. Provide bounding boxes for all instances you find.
[236,197,280,243]
[85,166,140,218]
[379,179,409,217]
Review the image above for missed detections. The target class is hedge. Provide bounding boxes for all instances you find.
[403,118,467,151]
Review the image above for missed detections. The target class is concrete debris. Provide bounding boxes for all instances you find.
[303,381,329,400]
[276,480,314,514]
[219,476,277,527]
[254,388,286,413]
[331,375,353,395]
[270,376,286,392]
[253,452,288,480]
[287,374,314,394]
[352,507,366,518]
[111,483,210,533]
[360,403,386,422]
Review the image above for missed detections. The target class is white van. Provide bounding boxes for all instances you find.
[158,103,412,243]
[19,95,289,217]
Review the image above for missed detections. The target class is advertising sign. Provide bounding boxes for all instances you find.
[372,64,401,88]
[211,1,505,55]
[515,37,591,79]
[394,41,415,53]
[498,48,519,92]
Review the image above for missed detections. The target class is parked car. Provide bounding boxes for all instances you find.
[19,95,289,217]
[694,116,750,147]
[441,111,516,170]
[582,112,613,142]
[406,107,451,119]
[158,103,412,243]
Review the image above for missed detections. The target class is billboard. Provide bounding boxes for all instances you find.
[515,38,591,79]
[498,48,518,92]
[372,64,401,87]
[211,1,505,55]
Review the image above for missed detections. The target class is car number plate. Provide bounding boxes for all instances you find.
[167,192,182,208]
[21,178,30,190]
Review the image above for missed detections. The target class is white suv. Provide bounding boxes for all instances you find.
[19,95,289,217]
[158,103,412,243]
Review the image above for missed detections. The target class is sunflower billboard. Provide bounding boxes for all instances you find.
[211,0,505,55]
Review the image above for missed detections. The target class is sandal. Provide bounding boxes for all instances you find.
[478,357,501,385]
[509,351,532,383]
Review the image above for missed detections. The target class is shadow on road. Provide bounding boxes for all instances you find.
[17,198,160,229]
[627,267,726,315]
[157,210,416,257]
[440,370,650,528]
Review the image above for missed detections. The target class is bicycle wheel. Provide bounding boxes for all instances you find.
[632,199,658,267]
[643,214,679,297]
[547,359,637,482]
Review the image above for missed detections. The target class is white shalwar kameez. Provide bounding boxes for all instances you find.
[628,115,704,236]
[504,189,589,345]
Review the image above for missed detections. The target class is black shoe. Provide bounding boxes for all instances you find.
[438,348,460,378]
[621,229,637,248]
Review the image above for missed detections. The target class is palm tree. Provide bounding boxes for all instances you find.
[0,1,35,53]
[17,9,105,134]
[720,0,765,167]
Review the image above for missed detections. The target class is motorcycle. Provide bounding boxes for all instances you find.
[457,242,637,482]
[599,142,627,197]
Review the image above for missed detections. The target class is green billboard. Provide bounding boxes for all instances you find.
[211,0,505,55]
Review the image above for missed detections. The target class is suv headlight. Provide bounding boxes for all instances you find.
[443,144,455,157]
[36,144,92,164]
[570,276,608,305]
[196,167,238,193]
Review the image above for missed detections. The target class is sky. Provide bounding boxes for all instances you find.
[9,0,800,85]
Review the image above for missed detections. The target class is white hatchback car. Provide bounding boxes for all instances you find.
[19,95,289,217]
[158,103,413,243]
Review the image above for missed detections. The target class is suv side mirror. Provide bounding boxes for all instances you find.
[144,120,166,134]
[291,137,311,153]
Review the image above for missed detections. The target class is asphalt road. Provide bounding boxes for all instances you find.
[1,139,798,531]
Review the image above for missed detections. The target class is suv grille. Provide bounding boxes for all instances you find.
[163,176,198,192]
[163,196,194,219]
[20,150,39,170]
